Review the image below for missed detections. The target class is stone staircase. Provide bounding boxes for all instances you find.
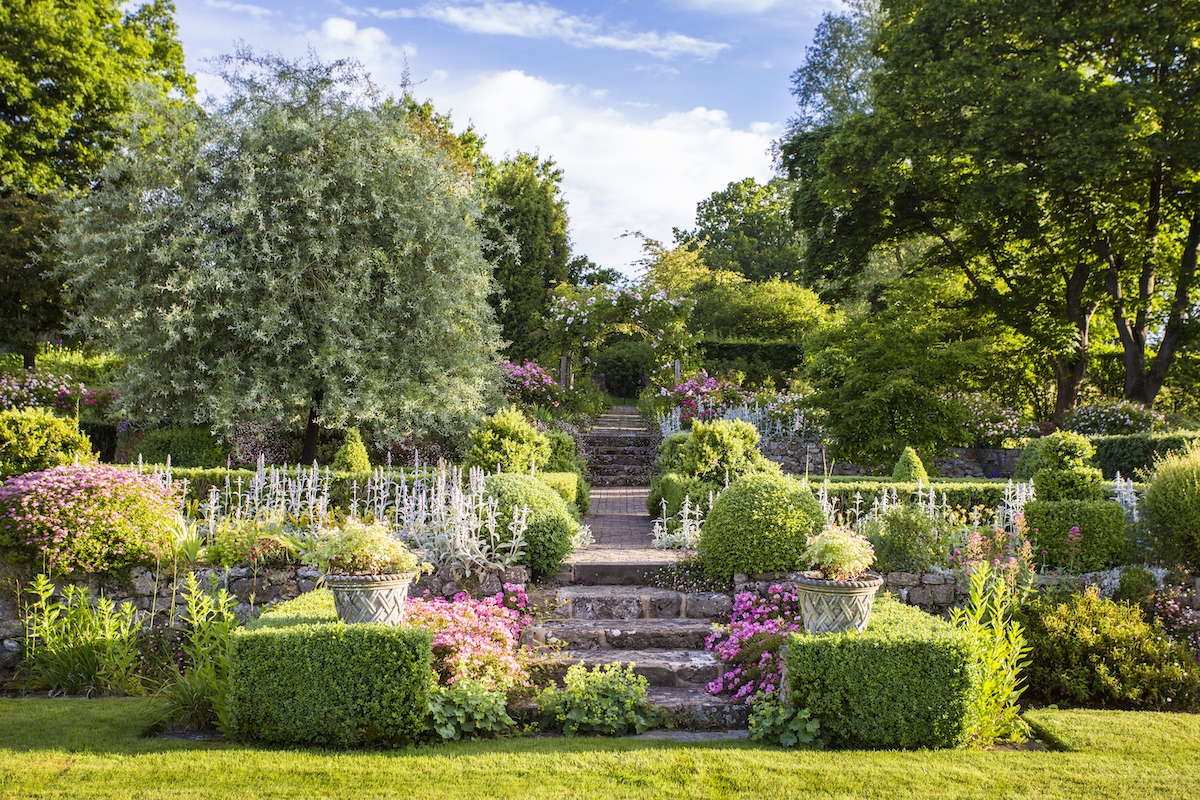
[582,406,660,487]
[523,584,750,729]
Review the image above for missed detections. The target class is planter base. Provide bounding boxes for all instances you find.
[795,574,884,634]
[324,573,415,626]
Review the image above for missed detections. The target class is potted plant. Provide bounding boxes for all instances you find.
[300,520,431,626]
[794,525,883,634]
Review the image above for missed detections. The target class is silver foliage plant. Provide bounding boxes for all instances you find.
[55,48,502,444]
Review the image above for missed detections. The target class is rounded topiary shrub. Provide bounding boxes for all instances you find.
[0,406,96,478]
[1039,431,1095,470]
[466,408,551,474]
[891,446,929,483]
[1012,437,1049,481]
[484,473,577,580]
[0,464,181,577]
[332,429,371,472]
[699,472,824,581]
[1143,445,1200,572]
[137,426,225,468]
[677,418,777,485]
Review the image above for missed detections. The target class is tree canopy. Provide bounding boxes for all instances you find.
[55,51,501,462]
[0,0,193,195]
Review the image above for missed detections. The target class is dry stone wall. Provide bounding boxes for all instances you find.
[758,440,1023,479]
[733,570,962,615]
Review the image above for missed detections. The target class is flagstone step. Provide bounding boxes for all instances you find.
[529,585,733,621]
[529,618,717,651]
[540,648,722,689]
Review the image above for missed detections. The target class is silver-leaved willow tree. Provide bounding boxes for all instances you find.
[56,50,503,463]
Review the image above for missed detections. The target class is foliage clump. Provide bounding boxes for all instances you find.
[466,408,551,474]
[1143,445,1200,572]
[859,505,956,574]
[538,662,654,736]
[136,426,225,468]
[331,429,371,473]
[700,472,823,580]
[484,473,576,579]
[802,526,875,581]
[0,464,180,577]
[891,446,929,483]
[0,406,95,478]
[300,521,426,576]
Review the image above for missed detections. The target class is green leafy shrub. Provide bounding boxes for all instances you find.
[428,678,517,740]
[650,472,722,527]
[859,505,956,574]
[806,478,1010,519]
[1143,445,1200,572]
[1016,588,1199,709]
[891,446,929,483]
[465,407,550,474]
[0,406,95,478]
[1090,430,1200,479]
[1040,431,1095,470]
[331,429,371,472]
[748,694,821,748]
[784,596,983,749]
[700,472,823,581]
[1022,500,1125,571]
[202,518,296,570]
[1032,466,1106,501]
[1012,437,1049,481]
[676,418,778,484]
[538,662,654,736]
[484,473,576,579]
[544,429,585,475]
[226,590,433,747]
[1114,565,1159,612]
[137,426,225,468]
[593,340,654,399]
[0,464,180,578]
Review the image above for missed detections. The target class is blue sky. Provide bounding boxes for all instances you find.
[173,0,841,276]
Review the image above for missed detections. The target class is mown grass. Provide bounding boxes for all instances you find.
[1,699,1197,799]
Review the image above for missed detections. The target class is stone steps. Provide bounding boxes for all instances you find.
[538,649,721,688]
[531,618,717,651]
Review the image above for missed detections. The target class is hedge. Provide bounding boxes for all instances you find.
[1022,499,1126,571]
[803,478,1014,516]
[538,471,590,517]
[1089,430,1200,479]
[784,596,983,749]
[226,591,433,747]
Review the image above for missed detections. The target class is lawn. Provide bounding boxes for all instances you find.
[1,700,1196,799]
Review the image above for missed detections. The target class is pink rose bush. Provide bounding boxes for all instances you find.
[406,584,533,690]
[0,464,181,577]
[501,361,566,410]
[705,585,804,705]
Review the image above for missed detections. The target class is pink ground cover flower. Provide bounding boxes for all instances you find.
[406,585,532,690]
[0,464,181,577]
[705,585,804,705]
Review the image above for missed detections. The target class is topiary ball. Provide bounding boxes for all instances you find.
[1038,431,1095,471]
[484,473,577,580]
[1143,444,1200,572]
[332,429,371,472]
[891,446,929,483]
[699,472,824,581]
[0,406,96,478]
[466,407,551,474]
[0,464,181,578]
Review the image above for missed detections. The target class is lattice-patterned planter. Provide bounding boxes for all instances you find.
[325,573,416,626]
[795,574,884,635]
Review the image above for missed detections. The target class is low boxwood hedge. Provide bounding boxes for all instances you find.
[226,591,433,748]
[1022,499,1126,570]
[784,596,983,750]
[1090,430,1200,480]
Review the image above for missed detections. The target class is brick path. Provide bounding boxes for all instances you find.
[584,486,655,549]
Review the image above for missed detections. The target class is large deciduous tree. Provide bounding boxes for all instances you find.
[484,153,570,361]
[0,195,63,368]
[786,0,1200,421]
[55,52,502,463]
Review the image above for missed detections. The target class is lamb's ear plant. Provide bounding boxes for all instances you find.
[949,562,1032,747]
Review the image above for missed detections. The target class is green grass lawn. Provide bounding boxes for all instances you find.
[1,700,1197,799]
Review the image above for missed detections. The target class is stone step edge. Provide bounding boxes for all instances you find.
[507,688,750,731]
[527,587,733,621]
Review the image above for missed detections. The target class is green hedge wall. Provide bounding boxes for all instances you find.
[227,591,433,748]
[1089,431,1200,479]
[784,597,982,750]
[804,478,1012,515]
[1022,500,1127,571]
[697,339,806,373]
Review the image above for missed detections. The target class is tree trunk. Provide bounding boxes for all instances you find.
[22,350,35,370]
[1141,209,1200,406]
[1052,259,1101,425]
[300,389,324,465]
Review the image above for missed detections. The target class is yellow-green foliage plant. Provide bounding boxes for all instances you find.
[331,429,371,473]
[465,407,551,474]
[891,446,929,483]
[1143,444,1200,571]
[0,406,95,478]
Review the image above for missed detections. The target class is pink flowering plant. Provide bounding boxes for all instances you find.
[55,387,121,419]
[500,360,566,409]
[0,368,85,411]
[0,464,181,577]
[953,514,1036,596]
[946,392,1035,448]
[1062,400,1165,436]
[406,584,532,691]
[705,585,804,705]
[1155,586,1200,653]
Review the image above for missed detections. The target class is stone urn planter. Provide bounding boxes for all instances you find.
[794,573,885,634]
[324,572,417,626]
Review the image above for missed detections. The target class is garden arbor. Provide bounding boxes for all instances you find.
[547,283,694,390]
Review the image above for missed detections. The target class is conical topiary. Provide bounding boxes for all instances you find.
[891,446,929,483]
[332,429,371,473]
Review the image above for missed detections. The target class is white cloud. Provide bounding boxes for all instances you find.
[426,70,780,276]
[303,19,414,68]
[671,0,835,13]
[204,0,273,18]
[367,2,728,59]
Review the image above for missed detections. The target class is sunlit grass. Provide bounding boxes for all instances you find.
[2,699,1198,800]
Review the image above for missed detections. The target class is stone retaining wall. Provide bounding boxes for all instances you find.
[758,441,1023,479]
[733,570,962,615]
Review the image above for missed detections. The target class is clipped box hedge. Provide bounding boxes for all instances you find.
[784,597,983,749]
[538,471,590,515]
[1089,430,1200,479]
[1022,499,1126,571]
[226,591,433,748]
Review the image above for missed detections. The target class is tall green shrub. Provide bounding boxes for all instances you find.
[891,446,929,483]
[700,472,823,580]
[484,473,576,579]
[465,408,551,474]
[0,406,95,477]
[331,429,371,473]
[1143,445,1200,571]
